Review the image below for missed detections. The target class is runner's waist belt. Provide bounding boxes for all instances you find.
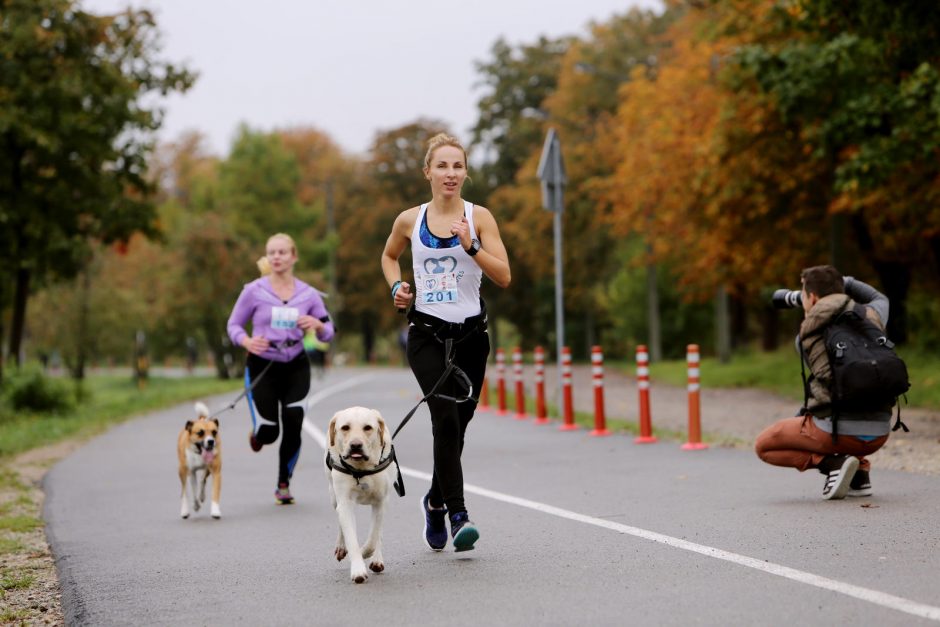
[407,303,487,339]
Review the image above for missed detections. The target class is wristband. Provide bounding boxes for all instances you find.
[391,280,402,298]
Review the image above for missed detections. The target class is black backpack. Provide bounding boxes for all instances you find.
[801,303,910,438]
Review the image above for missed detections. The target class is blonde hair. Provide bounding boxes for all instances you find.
[257,233,297,276]
[423,133,468,171]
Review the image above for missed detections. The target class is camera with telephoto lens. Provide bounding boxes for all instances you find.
[771,288,803,309]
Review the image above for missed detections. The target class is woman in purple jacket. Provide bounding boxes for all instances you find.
[227,233,335,504]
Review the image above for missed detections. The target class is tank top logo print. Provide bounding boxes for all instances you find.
[411,202,483,322]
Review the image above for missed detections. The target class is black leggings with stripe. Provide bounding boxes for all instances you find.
[246,352,310,485]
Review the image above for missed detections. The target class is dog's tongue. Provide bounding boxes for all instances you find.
[202,451,215,464]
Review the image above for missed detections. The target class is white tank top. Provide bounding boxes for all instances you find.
[411,201,483,323]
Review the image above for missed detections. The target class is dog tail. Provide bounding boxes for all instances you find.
[194,402,210,419]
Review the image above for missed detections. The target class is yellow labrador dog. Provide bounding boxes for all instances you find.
[325,406,394,584]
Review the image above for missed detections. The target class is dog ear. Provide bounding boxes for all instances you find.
[211,418,220,427]
[185,420,194,432]
[375,411,388,450]
[328,416,337,448]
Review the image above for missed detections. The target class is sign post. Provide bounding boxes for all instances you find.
[537,128,567,418]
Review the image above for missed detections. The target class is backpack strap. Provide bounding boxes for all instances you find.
[798,337,811,416]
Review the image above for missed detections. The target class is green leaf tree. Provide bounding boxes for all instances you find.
[0,0,194,380]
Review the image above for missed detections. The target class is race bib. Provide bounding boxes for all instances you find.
[421,272,459,305]
[271,306,300,329]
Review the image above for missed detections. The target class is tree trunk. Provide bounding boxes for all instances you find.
[9,266,30,367]
[730,293,748,350]
[71,268,91,380]
[872,261,911,344]
[203,318,231,380]
[761,307,780,352]
[0,292,5,384]
[851,214,911,343]
[715,287,731,363]
[361,317,375,364]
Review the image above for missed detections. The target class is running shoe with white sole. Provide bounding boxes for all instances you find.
[821,455,859,500]
[421,493,448,551]
[274,482,294,504]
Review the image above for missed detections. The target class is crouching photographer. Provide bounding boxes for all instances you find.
[755,265,909,500]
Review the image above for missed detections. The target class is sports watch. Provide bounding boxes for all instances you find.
[466,238,481,257]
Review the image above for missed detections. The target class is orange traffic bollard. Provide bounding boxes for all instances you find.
[533,346,549,424]
[496,348,508,416]
[558,347,578,431]
[634,344,657,444]
[589,346,611,437]
[479,376,490,412]
[681,344,709,450]
[513,347,527,420]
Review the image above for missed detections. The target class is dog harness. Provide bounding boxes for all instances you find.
[325,446,405,497]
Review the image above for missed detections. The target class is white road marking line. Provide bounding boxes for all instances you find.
[302,376,940,623]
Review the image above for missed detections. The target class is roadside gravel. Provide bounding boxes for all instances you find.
[541,364,940,475]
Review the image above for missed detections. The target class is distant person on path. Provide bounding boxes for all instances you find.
[381,132,511,552]
[755,265,902,500]
[227,233,335,505]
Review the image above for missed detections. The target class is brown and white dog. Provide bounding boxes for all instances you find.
[326,406,394,583]
[178,402,221,519]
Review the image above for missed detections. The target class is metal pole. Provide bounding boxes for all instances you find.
[325,180,339,312]
[553,152,565,417]
[646,259,661,362]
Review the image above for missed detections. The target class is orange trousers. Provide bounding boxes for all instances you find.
[755,414,887,472]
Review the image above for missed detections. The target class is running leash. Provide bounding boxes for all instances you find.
[207,357,275,422]
[390,338,474,441]
[382,338,474,498]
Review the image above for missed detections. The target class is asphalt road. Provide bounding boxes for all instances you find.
[44,367,940,626]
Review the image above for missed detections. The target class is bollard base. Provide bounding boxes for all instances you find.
[533,417,551,425]
[478,404,491,412]
[514,413,529,420]
[495,410,509,416]
[558,423,580,431]
[589,429,612,437]
[681,442,709,450]
[634,435,658,444]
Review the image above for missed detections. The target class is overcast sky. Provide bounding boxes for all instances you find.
[84,0,661,158]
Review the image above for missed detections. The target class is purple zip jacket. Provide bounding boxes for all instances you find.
[227,277,335,363]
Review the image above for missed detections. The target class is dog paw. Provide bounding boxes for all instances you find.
[193,500,201,512]
[334,547,347,561]
[369,560,385,573]
[350,569,369,584]
[361,543,374,559]
[181,512,190,519]
[211,503,221,519]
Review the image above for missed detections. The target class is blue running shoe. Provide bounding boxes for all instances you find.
[450,511,479,552]
[422,494,448,551]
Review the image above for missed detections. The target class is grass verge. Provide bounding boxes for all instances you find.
[637,346,938,410]
[0,374,242,626]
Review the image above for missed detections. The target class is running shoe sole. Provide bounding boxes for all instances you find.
[452,524,479,552]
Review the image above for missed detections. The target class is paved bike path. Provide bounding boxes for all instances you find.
[44,368,940,625]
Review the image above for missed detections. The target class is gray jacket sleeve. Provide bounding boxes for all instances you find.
[844,276,889,326]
